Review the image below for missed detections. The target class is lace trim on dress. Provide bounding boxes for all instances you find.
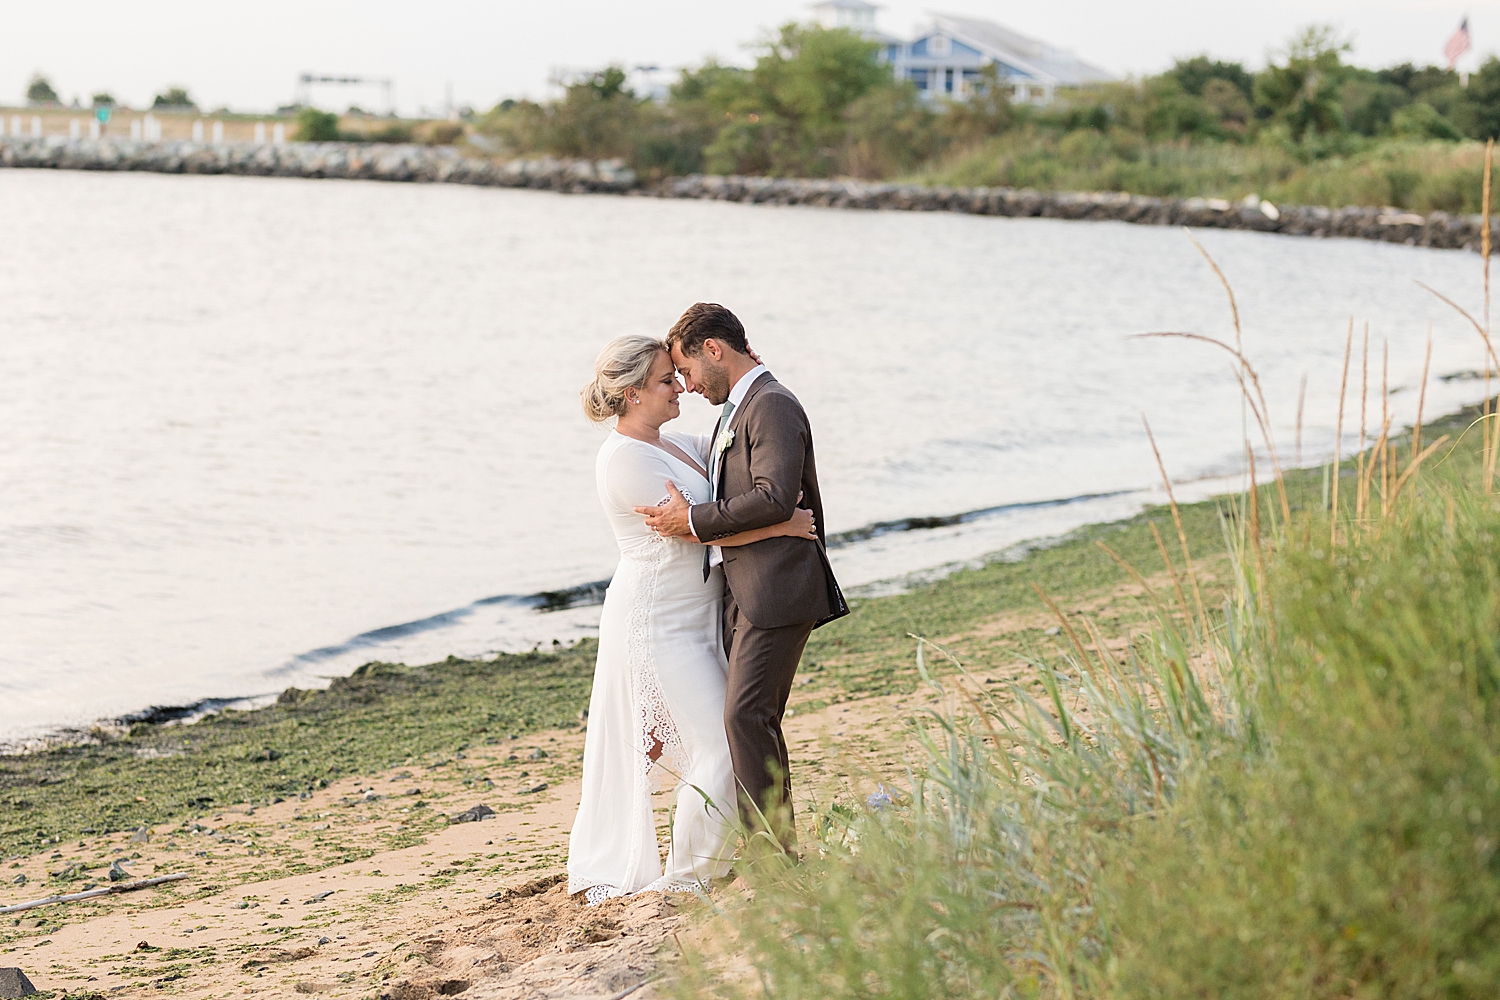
[620,524,693,889]
[576,878,703,907]
[639,490,693,785]
[583,883,626,906]
[643,876,707,895]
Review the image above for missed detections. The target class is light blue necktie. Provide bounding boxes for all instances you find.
[708,399,736,496]
[703,399,736,579]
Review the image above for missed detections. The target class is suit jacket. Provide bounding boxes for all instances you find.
[691,372,848,630]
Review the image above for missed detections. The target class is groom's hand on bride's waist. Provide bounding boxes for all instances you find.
[636,481,695,538]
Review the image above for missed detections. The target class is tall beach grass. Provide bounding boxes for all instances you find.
[680,161,1500,998]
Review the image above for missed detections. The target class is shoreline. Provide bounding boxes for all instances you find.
[2,135,1494,251]
[2,474,1254,756]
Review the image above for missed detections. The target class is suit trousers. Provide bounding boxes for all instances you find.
[722,590,813,847]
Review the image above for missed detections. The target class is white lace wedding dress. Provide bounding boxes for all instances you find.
[566,429,737,902]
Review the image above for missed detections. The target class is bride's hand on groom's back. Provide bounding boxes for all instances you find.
[783,506,817,540]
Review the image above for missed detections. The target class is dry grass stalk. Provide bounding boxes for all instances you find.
[1333,319,1353,546]
[1032,583,1103,678]
[1356,325,1370,524]
[1148,520,1195,630]
[1137,330,1291,523]
[1296,372,1308,468]
[1484,137,1492,326]
[1487,140,1497,492]
[1414,283,1500,370]
[1412,332,1431,472]
[1185,228,1242,353]
[1246,440,1267,614]
[1144,416,1209,631]
[1359,415,1392,534]
[1096,540,1173,621]
[1489,410,1500,493]
[1390,434,1450,507]
[1381,341,1391,510]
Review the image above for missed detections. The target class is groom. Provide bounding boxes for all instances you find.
[637,302,846,849]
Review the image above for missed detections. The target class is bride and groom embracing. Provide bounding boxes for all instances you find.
[566,302,847,904]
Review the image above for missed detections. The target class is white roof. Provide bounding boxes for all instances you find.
[928,13,1114,86]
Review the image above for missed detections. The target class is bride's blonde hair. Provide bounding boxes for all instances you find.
[582,335,667,423]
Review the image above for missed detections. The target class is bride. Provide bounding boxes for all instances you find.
[567,334,817,903]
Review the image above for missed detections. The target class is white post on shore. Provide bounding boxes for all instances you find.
[130,118,142,140]
[212,120,223,143]
[30,116,41,137]
[192,119,204,141]
[254,121,266,144]
[89,118,101,139]
[9,115,19,137]
[70,118,81,139]
[272,122,285,144]
[144,114,159,141]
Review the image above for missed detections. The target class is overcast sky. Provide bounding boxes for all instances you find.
[5,1,1498,116]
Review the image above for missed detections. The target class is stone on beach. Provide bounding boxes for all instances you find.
[449,804,496,824]
[0,968,37,998]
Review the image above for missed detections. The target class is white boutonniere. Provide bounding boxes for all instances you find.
[714,428,735,456]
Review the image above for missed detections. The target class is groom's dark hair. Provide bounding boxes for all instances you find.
[667,302,749,358]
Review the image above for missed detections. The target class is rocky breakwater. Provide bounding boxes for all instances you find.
[5,136,1497,251]
[654,175,1499,252]
[0,136,638,194]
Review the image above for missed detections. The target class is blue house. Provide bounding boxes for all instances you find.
[810,3,1115,105]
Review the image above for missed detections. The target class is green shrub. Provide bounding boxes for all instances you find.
[292,108,341,142]
[425,121,464,146]
[366,121,415,144]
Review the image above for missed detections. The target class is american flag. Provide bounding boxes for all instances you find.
[1444,17,1472,69]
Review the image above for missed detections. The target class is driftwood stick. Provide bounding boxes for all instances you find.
[0,873,189,914]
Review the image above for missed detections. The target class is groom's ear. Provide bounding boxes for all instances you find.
[701,338,723,363]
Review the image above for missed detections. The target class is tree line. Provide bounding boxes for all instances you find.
[476,24,1500,181]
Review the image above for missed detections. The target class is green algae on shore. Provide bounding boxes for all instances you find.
[0,648,596,858]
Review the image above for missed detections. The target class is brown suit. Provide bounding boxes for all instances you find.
[690,372,846,841]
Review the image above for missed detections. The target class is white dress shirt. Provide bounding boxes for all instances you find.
[693,364,766,567]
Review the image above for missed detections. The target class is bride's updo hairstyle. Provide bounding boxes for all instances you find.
[582,335,666,423]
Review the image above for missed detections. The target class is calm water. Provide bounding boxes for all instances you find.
[1,169,1492,744]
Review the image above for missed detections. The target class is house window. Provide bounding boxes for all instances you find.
[929,35,951,57]
[910,68,930,90]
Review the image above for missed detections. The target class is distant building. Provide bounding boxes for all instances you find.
[809,3,1115,105]
[810,0,906,47]
[810,0,878,32]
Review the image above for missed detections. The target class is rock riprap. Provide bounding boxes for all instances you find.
[0,137,637,193]
[655,174,1495,251]
[3,136,1493,251]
